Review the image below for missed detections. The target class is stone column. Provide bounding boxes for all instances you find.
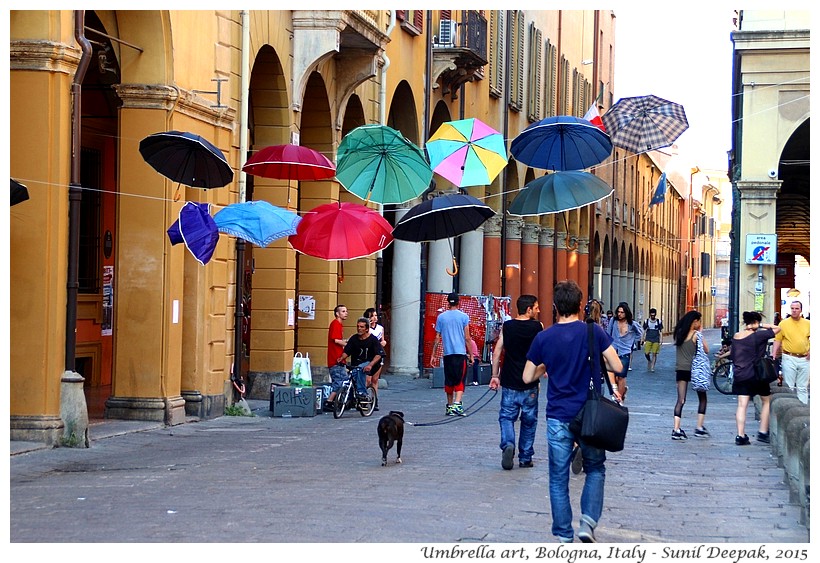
[504,217,524,304]
[482,215,503,296]
[577,237,590,299]
[520,222,540,298]
[459,226,485,296]
[428,238,455,294]
[538,227,555,326]
[737,180,780,315]
[554,230,568,284]
[389,207,422,376]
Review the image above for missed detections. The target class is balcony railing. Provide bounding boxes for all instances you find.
[431,11,488,99]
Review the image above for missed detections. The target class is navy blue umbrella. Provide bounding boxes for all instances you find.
[166,201,219,265]
[139,130,233,188]
[510,116,612,171]
[391,193,495,242]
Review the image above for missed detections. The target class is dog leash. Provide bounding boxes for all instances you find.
[406,387,498,427]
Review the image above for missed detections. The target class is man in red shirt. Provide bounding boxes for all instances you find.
[324,304,348,410]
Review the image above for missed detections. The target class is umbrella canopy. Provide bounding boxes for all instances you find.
[139,130,233,188]
[510,115,612,171]
[11,178,29,205]
[425,118,507,187]
[213,200,301,247]
[336,125,432,204]
[288,201,393,260]
[392,193,495,242]
[507,171,613,216]
[242,144,335,181]
[166,201,219,265]
[601,95,689,153]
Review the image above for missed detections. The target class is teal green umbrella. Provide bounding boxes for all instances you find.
[508,171,613,216]
[336,125,432,205]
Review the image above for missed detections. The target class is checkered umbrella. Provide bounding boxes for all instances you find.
[601,95,688,154]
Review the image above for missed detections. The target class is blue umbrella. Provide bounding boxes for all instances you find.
[510,116,612,171]
[213,200,301,247]
[166,201,219,265]
[507,171,613,216]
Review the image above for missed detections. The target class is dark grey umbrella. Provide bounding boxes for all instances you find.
[11,178,30,205]
[139,130,233,188]
[392,193,495,242]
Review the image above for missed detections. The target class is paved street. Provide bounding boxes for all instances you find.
[9,329,809,548]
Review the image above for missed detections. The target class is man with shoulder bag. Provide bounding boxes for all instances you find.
[522,281,622,544]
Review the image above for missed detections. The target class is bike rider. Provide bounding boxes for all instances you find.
[337,317,385,402]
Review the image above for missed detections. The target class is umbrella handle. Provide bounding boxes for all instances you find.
[446,256,459,277]
[337,260,344,283]
[173,184,182,202]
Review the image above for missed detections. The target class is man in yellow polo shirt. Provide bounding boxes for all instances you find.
[772,301,810,403]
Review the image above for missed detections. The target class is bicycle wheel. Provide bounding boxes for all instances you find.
[358,385,376,417]
[334,382,350,419]
[712,362,734,395]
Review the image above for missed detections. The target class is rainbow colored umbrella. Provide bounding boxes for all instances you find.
[425,118,507,187]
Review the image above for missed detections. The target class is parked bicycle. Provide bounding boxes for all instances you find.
[333,364,376,418]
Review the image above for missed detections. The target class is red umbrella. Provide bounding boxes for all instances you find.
[288,202,393,260]
[242,144,335,181]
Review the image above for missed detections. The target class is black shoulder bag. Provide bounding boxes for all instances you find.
[571,321,630,452]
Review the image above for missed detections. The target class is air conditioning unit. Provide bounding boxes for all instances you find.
[438,19,457,46]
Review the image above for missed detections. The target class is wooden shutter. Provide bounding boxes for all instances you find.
[527,23,542,122]
[489,10,504,98]
[414,9,424,31]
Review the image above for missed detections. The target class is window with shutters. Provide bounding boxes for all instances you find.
[526,23,542,122]
[488,10,505,98]
[545,39,557,117]
[559,55,569,114]
[508,10,525,112]
[399,9,423,36]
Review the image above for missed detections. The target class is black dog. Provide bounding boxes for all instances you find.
[377,411,404,466]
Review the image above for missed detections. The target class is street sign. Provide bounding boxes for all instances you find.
[745,234,777,265]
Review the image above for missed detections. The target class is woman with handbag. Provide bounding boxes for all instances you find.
[671,311,710,440]
[730,311,781,445]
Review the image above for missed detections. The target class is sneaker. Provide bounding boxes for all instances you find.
[322,401,335,413]
[757,431,770,444]
[452,402,465,416]
[694,427,710,437]
[519,460,534,468]
[577,520,596,543]
[501,444,515,470]
[671,429,688,440]
[445,404,456,416]
[571,445,583,474]
[735,434,751,446]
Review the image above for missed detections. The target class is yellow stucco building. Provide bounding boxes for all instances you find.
[11,10,690,445]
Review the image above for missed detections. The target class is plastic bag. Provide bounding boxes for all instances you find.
[291,352,312,387]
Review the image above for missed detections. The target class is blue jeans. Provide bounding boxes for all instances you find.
[353,362,369,395]
[616,354,631,378]
[546,418,606,541]
[499,387,539,463]
[329,365,346,392]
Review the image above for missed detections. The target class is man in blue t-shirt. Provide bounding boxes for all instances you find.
[522,280,622,544]
[431,292,474,416]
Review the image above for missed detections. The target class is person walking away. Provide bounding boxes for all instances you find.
[431,292,474,416]
[468,334,481,385]
[324,304,349,410]
[671,310,709,440]
[771,301,810,403]
[521,281,622,543]
[364,307,387,410]
[731,311,781,445]
[337,317,385,400]
[607,302,643,400]
[602,310,613,332]
[490,294,542,470]
[642,308,664,372]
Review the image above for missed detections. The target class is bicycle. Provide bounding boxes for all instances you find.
[712,358,734,395]
[333,364,376,419]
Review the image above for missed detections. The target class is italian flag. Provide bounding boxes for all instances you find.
[583,102,606,132]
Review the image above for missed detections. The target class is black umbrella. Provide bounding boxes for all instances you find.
[392,193,494,242]
[139,130,233,188]
[11,178,30,205]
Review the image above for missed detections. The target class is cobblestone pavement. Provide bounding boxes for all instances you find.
[9,329,810,548]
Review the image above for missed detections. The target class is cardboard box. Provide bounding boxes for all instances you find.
[270,385,316,417]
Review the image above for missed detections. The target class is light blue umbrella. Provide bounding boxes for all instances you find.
[213,200,301,247]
